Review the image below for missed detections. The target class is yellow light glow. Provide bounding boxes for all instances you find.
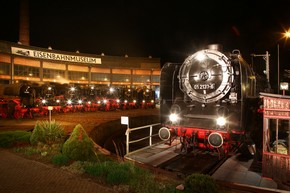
[284,31,290,38]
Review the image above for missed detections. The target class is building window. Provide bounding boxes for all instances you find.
[132,75,150,83]
[43,69,65,79]
[68,71,88,80]
[14,65,39,77]
[151,75,160,83]
[266,119,290,155]
[0,62,9,75]
[91,73,110,82]
[0,80,9,84]
[112,74,131,82]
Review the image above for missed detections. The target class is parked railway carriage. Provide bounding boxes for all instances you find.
[0,82,157,118]
[158,44,270,156]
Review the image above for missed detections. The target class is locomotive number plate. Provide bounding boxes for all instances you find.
[193,83,215,90]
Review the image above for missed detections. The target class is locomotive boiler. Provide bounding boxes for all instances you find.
[158,44,269,156]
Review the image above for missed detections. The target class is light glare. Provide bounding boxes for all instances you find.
[169,113,179,122]
[196,52,206,61]
[216,117,226,126]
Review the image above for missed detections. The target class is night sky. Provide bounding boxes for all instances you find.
[1,0,290,87]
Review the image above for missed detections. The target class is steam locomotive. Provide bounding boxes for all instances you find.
[158,44,270,156]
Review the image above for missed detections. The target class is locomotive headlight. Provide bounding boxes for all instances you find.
[216,117,226,126]
[169,113,179,123]
[196,52,206,61]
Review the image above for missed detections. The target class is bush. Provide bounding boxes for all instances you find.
[14,146,40,155]
[0,130,31,147]
[184,173,220,193]
[52,154,70,166]
[84,161,177,192]
[85,161,132,184]
[62,124,96,161]
[30,121,65,145]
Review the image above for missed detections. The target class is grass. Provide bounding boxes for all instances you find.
[1,125,222,193]
[51,154,70,166]
[0,130,31,148]
[83,161,179,193]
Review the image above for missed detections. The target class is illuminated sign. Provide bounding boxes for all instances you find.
[280,82,289,90]
[263,96,290,119]
[11,47,102,64]
[121,116,129,125]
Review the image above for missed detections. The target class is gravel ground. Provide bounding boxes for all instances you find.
[0,108,160,134]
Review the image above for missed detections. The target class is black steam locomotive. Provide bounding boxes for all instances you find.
[158,44,270,156]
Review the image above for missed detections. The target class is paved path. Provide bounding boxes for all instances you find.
[0,148,115,193]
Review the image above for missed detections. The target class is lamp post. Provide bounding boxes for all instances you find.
[280,82,289,95]
[278,30,290,94]
[252,51,270,83]
[278,44,280,94]
[48,106,53,125]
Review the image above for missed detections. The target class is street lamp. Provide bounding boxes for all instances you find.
[278,29,290,94]
[285,31,290,39]
[48,106,53,124]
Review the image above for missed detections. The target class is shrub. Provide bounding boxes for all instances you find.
[14,146,40,155]
[84,161,177,192]
[0,130,31,147]
[62,124,96,161]
[30,121,65,145]
[184,173,220,193]
[84,161,132,184]
[52,154,70,166]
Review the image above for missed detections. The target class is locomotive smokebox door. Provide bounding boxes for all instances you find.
[178,49,234,103]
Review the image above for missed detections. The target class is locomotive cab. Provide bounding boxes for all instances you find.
[159,45,263,155]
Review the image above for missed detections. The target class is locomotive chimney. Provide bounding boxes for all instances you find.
[207,44,223,51]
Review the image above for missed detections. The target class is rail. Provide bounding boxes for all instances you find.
[125,123,161,155]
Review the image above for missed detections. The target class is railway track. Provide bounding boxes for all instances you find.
[157,149,229,178]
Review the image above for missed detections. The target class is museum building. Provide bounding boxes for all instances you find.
[0,40,161,90]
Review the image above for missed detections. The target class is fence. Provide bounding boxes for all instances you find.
[125,123,161,155]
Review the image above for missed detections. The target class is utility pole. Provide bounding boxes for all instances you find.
[251,51,270,83]
[277,44,280,94]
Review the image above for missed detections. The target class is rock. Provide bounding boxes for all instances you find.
[176,184,184,191]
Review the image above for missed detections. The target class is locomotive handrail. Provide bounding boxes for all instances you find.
[125,123,161,155]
